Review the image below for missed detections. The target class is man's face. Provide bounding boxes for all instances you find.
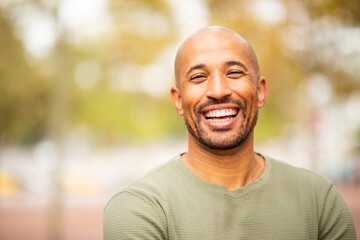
[171,29,267,150]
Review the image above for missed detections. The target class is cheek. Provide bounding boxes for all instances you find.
[185,83,207,95]
[182,85,207,107]
[232,81,257,99]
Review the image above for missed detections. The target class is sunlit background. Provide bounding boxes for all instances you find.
[0,0,359,239]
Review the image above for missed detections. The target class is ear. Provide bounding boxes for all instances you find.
[170,86,184,116]
[257,76,267,109]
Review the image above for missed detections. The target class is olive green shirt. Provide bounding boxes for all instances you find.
[104,154,356,239]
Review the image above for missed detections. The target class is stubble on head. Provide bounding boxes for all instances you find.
[174,26,260,88]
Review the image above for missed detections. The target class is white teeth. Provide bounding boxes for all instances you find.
[207,117,233,123]
[205,109,238,118]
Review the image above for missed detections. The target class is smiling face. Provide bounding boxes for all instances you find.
[171,27,267,151]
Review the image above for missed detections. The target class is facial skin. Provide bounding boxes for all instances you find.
[171,26,267,151]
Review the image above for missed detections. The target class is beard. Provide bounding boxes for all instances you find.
[184,97,258,150]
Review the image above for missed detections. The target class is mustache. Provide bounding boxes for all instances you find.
[195,96,247,114]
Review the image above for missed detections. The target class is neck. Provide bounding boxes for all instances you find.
[182,132,265,190]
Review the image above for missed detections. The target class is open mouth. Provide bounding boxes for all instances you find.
[204,108,239,123]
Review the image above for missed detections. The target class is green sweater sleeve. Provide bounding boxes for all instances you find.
[103,191,167,240]
[318,184,357,239]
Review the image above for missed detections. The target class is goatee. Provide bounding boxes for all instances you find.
[184,96,258,150]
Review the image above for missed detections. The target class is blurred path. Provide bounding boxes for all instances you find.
[0,194,105,240]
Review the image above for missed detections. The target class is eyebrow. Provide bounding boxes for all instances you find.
[185,64,206,77]
[185,61,249,77]
[225,61,248,71]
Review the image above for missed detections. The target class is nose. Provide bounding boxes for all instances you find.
[205,72,232,99]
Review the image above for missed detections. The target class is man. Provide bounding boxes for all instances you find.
[104,26,356,239]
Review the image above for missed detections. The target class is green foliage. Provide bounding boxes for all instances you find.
[69,82,184,144]
[107,0,176,65]
[0,9,50,144]
[1,0,359,146]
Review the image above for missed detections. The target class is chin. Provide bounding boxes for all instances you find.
[197,131,251,151]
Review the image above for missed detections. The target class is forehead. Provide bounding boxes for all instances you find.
[177,30,254,72]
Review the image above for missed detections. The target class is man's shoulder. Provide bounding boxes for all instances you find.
[268,156,333,190]
[129,155,182,187]
[106,155,182,207]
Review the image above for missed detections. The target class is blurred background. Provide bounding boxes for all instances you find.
[0,0,359,239]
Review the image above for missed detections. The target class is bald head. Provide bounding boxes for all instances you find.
[174,26,260,87]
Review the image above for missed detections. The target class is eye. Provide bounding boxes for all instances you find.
[190,74,207,81]
[227,70,244,78]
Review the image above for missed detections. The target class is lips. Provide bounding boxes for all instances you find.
[201,106,240,129]
[196,101,244,129]
[204,108,238,123]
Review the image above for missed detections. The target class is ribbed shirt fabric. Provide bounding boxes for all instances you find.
[104,154,357,239]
